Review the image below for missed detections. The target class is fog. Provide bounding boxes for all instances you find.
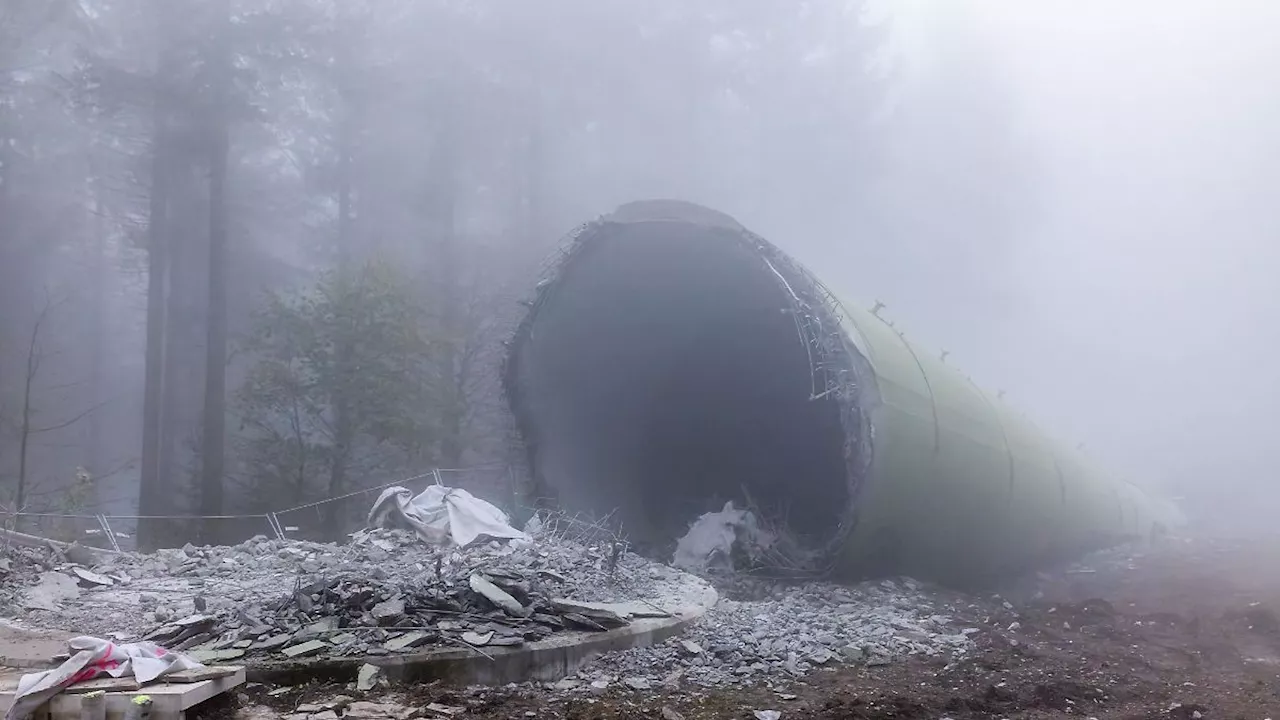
[881,1,1280,527]
[0,0,1274,548]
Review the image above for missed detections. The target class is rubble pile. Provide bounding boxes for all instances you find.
[13,527,703,663]
[142,542,684,663]
[561,577,974,690]
[0,541,100,612]
[2,498,980,689]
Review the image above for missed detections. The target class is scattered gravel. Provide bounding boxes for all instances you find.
[561,577,975,689]
[0,539,102,612]
[5,525,981,688]
[9,527,707,657]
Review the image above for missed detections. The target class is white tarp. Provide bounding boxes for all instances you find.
[367,485,528,547]
[6,637,203,720]
[672,501,776,572]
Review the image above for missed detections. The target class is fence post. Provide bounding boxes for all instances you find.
[267,513,287,541]
[96,515,122,553]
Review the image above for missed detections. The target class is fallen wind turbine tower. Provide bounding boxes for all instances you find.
[502,200,1169,586]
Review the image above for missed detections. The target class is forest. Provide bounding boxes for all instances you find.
[0,0,1029,549]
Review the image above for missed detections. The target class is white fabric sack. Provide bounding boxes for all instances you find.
[368,485,528,547]
[6,636,203,720]
[672,501,775,572]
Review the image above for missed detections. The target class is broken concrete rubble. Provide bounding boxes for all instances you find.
[468,573,529,617]
[6,524,700,665]
[1,537,121,612]
[371,598,405,625]
[672,502,774,573]
[21,571,80,611]
[356,663,383,691]
[567,577,973,688]
[3,501,985,693]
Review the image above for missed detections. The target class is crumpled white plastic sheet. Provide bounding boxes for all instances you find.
[367,485,529,547]
[672,501,775,572]
[6,636,203,720]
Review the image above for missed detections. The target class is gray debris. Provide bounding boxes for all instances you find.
[63,544,102,567]
[253,634,292,651]
[71,567,114,587]
[469,573,529,617]
[2,542,111,612]
[575,577,974,688]
[12,527,701,663]
[371,598,405,625]
[345,702,405,720]
[356,663,383,692]
[384,632,430,651]
[461,631,493,647]
[282,640,328,658]
[189,648,245,663]
[623,677,651,691]
[22,571,80,611]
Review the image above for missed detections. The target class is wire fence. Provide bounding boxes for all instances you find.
[0,464,522,552]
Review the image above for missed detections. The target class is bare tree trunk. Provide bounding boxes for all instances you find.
[87,162,108,483]
[199,0,231,543]
[15,310,41,524]
[336,102,354,266]
[325,399,352,540]
[157,175,191,540]
[431,110,463,467]
[0,106,12,434]
[322,101,356,540]
[138,86,171,551]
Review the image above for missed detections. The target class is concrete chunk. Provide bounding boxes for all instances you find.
[282,640,329,658]
[384,632,429,651]
[469,573,529,617]
[371,598,405,625]
[624,677,652,690]
[253,634,292,651]
[72,567,114,587]
[188,648,245,663]
[305,616,340,635]
[461,631,493,647]
[346,701,407,719]
[23,572,80,610]
[356,663,382,692]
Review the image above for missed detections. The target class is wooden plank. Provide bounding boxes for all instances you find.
[165,666,240,683]
[0,527,117,559]
[60,665,239,693]
[60,677,140,693]
[0,668,244,720]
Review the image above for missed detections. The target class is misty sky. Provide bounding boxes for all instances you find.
[4,0,1275,529]
[883,1,1280,503]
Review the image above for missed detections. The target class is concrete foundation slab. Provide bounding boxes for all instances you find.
[248,580,718,686]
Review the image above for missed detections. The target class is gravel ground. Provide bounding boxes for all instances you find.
[569,577,974,689]
[209,535,1280,719]
[7,527,706,649]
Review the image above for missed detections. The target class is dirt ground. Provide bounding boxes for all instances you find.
[232,534,1280,719]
